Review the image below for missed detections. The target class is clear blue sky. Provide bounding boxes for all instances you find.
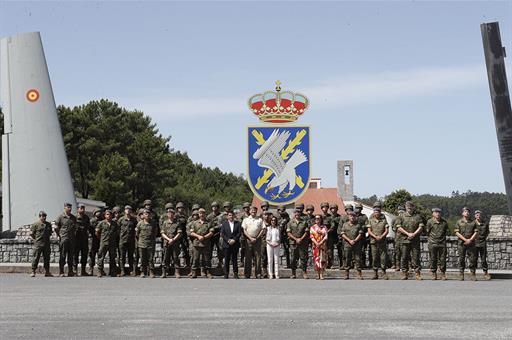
[1,1,511,198]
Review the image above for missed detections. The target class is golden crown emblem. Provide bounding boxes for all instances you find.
[248,81,309,123]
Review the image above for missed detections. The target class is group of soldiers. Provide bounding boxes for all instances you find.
[29,199,490,281]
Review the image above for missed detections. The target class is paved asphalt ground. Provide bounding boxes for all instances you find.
[1,274,511,340]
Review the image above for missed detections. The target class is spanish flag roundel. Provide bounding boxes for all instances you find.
[26,89,40,102]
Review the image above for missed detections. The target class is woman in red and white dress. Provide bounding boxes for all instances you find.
[310,214,328,280]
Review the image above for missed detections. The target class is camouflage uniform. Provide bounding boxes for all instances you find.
[320,203,334,268]
[339,218,364,279]
[426,215,449,275]
[74,211,90,274]
[329,204,343,268]
[88,210,103,274]
[392,208,405,270]
[367,213,389,274]
[355,205,370,268]
[475,216,490,274]
[287,216,309,278]
[136,220,158,277]
[30,219,52,274]
[394,211,424,276]
[161,217,183,276]
[96,219,119,276]
[454,217,478,275]
[118,213,137,275]
[207,207,223,268]
[189,218,215,276]
[175,202,190,267]
[55,212,77,276]
[278,207,291,268]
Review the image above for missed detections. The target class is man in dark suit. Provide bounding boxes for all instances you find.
[220,211,241,279]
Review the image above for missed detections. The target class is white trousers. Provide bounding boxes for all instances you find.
[266,244,280,277]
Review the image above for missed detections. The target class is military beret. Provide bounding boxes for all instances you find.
[462,206,470,212]
[78,203,86,209]
[143,199,152,206]
[176,202,185,208]
[354,203,363,209]
[277,205,286,211]
[124,205,133,210]
[475,210,482,215]
[405,201,414,207]
[432,208,442,213]
[242,202,251,209]
[192,204,200,210]
[306,204,314,211]
[39,211,47,216]
[295,203,305,209]
[320,202,329,208]
[112,206,121,213]
[223,201,232,208]
[260,201,270,208]
[104,209,113,214]
[345,204,354,211]
[329,203,338,209]
[64,202,72,207]
[164,203,174,210]
[211,201,219,207]
[373,201,382,208]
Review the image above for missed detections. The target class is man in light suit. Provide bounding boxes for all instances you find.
[220,211,241,279]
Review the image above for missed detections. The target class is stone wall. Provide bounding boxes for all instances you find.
[1,236,511,270]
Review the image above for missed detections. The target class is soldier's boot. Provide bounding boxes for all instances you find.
[97,270,103,278]
[372,270,378,280]
[140,268,146,278]
[470,271,477,281]
[175,270,181,279]
[344,270,349,280]
[291,270,296,279]
[401,271,408,280]
[206,270,213,279]
[302,271,309,279]
[68,269,75,277]
[44,270,53,277]
[431,271,437,280]
[415,272,422,281]
[484,270,491,280]
[458,272,464,281]
[356,270,363,280]
[382,269,388,280]
[30,270,36,277]
[88,266,94,276]
[149,270,155,279]
[59,270,65,277]
[191,270,197,279]
[440,272,447,281]
[73,265,78,274]
[161,268,167,278]
[81,266,89,276]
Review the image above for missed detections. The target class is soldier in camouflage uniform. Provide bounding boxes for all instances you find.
[207,201,223,270]
[112,206,122,270]
[175,202,190,268]
[88,208,103,276]
[260,211,271,278]
[287,209,309,279]
[29,211,53,277]
[278,206,291,268]
[304,204,315,227]
[161,207,183,278]
[366,204,389,279]
[136,209,158,278]
[74,203,90,276]
[260,201,270,218]
[239,202,251,265]
[426,208,449,280]
[55,202,77,277]
[454,207,478,281]
[392,206,405,271]
[320,202,333,268]
[118,205,137,276]
[474,210,491,280]
[354,203,370,269]
[143,199,160,272]
[339,211,364,280]
[95,209,119,277]
[329,203,343,268]
[395,201,424,280]
[189,208,215,278]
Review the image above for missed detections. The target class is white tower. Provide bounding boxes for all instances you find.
[1,32,76,230]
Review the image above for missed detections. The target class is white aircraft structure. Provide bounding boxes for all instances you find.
[1,32,76,230]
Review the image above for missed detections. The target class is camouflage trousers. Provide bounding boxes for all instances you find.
[88,237,99,268]
[163,243,181,271]
[458,244,477,272]
[343,244,362,271]
[32,245,50,271]
[98,243,117,275]
[326,231,340,268]
[476,245,488,272]
[428,243,447,272]
[210,234,224,265]
[59,239,75,273]
[192,245,212,273]
[74,233,89,268]
[290,244,308,272]
[400,242,421,273]
[118,241,135,274]
[244,239,262,278]
[393,238,403,269]
[138,247,155,274]
[371,241,388,271]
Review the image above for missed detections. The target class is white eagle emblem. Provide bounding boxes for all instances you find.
[252,129,308,195]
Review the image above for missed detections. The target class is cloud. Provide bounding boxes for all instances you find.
[122,64,487,122]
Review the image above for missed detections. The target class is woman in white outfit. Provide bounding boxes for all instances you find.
[266,216,281,279]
